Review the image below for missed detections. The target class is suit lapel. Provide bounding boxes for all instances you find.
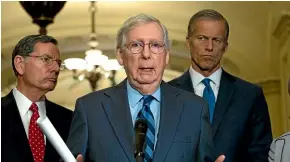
[153,82,183,162]
[103,80,135,162]
[44,100,57,161]
[212,71,236,137]
[2,91,34,161]
[44,141,54,162]
[175,70,194,92]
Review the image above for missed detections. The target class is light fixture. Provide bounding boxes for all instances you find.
[64,1,122,91]
[20,1,66,35]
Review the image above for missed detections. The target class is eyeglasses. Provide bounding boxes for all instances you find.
[124,41,165,54]
[25,54,65,70]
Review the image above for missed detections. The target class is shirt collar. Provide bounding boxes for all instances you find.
[12,87,46,117]
[126,80,161,108]
[189,66,222,88]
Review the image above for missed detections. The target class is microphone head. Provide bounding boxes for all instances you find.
[134,118,148,133]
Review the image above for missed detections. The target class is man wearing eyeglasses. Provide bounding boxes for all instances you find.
[2,35,73,162]
[65,13,225,162]
[168,9,272,162]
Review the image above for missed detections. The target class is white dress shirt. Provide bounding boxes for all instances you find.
[189,66,222,101]
[12,88,46,143]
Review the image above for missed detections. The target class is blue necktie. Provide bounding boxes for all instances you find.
[202,78,216,124]
[137,95,155,162]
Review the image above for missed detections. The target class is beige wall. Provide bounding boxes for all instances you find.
[266,93,282,138]
[1,1,290,137]
[272,11,290,135]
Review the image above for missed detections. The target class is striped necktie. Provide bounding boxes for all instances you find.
[137,95,155,162]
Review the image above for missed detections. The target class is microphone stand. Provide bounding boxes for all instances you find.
[134,119,147,162]
[135,151,144,162]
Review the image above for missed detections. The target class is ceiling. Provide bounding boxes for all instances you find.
[2,2,290,77]
[1,1,290,108]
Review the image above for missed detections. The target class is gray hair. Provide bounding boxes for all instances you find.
[187,9,230,41]
[116,13,170,50]
[12,34,58,75]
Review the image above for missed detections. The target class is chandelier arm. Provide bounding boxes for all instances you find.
[64,1,121,92]
[90,1,96,34]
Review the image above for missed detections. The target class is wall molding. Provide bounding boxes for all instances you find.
[255,79,280,94]
[273,10,290,46]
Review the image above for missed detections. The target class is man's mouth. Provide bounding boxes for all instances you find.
[47,78,57,82]
[139,68,153,72]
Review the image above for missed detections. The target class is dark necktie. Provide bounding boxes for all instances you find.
[202,78,216,124]
[28,103,45,162]
[137,95,155,162]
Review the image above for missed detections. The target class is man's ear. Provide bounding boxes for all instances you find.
[186,38,191,50]
[223,41,228,53]
[116,48,124,66]
[14,55,25,75]
[165,50,170,65]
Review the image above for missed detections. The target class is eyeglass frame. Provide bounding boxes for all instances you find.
[124,41,166,54]
[24,54,65,70]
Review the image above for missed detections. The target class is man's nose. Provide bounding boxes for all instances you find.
[51,60,60,72]
[205,39,214,52]
[141,44,151,59]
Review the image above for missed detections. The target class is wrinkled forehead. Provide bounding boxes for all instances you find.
[126,22,164,42]
[191,18,227,35]
[33,42,60,57]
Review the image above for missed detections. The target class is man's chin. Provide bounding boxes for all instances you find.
[136,78,158,85]
[48,88,55,91]
[43,84,57,92]
[199,64,217,71]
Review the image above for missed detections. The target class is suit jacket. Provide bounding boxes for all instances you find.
[168,69,273,162]
[1,90,73,162]
[65,80,214,162]
[269,132,290,162]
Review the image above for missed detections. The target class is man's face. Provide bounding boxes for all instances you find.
[186,19,228,75]
[117,22,169,87]
[20,42,61,92]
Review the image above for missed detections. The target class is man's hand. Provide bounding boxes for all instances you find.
[76,154,84,162]
[215,155,225,162]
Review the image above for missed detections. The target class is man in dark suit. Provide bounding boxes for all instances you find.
[1,35,73,162]
[66,13,225,162]
[168,9,273,162]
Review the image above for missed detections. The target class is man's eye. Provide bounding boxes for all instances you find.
[197,36,206,40]
[214,39,222,43]
[42,57,51,62]
[130,43,140,48]
[151,43,162,47]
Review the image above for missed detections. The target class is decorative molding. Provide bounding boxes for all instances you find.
[255,79,280,94]
[273,10,290,39]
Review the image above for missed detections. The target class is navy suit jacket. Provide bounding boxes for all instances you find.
[168,69,273,162]
[1,91,73,162]
[65,80,214,162]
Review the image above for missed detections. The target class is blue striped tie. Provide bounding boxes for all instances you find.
[137,95,155,162]
[202,78,216,124]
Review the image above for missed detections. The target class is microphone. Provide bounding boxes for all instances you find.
[134,119,148,162]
